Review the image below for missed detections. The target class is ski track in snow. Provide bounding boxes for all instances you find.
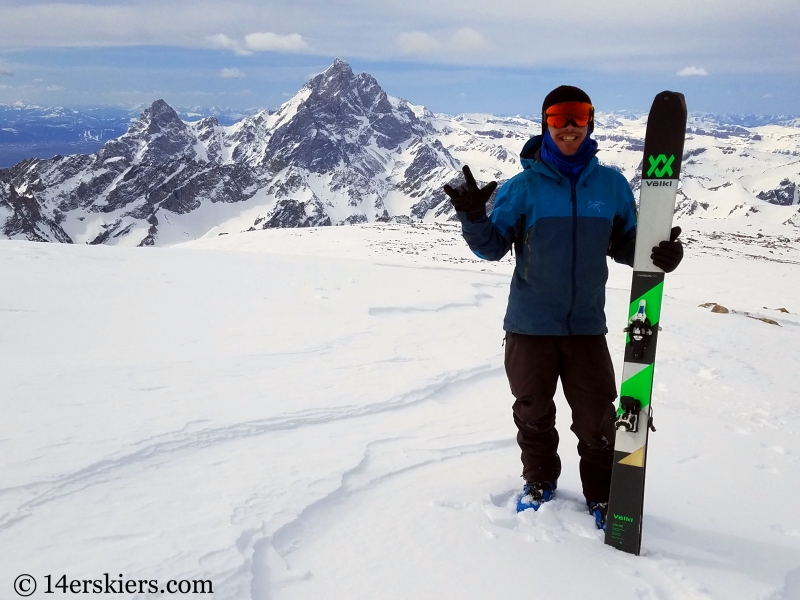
[1,220,799,600]
[368,292,493,316]
[251,437,518,600]
[0,363,501,534]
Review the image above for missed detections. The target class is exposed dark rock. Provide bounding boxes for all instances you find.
[683,148,706,160]
[2,183,72,243]
[757,178,798,206]
[264,199,332,228]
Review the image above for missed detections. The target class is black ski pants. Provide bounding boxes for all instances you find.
[504,332,618,503]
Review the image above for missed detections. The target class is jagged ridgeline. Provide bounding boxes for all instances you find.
[1,59,799,246]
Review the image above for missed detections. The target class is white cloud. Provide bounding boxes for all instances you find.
[46,85,66,91]
[397,32,441,55]
[207,32,308,54]
[450,28,491,52]
[217,68,245,79]
[207,33,239,50]
[0,66,13,77]
[397,28,492,56]
[762,93,775,99]
[244,32,308,53]
[206,34,252,56]
[677,66,709,76]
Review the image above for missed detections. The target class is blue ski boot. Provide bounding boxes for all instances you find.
[588,501,608,531]
[516,481,556,512]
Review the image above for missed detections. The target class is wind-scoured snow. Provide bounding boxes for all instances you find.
[1,219,798,599]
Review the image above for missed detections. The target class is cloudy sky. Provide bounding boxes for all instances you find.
[0,0,798,115]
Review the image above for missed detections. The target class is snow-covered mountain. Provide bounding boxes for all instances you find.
[1,59,799,246]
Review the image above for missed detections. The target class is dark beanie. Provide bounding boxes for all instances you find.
[541,85,593,133]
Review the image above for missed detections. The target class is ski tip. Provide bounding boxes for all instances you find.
[654,90,687,114]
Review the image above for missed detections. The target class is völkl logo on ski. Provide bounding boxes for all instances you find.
[645,180,675,187]
[646,154,675,178]
[613,514,634,523]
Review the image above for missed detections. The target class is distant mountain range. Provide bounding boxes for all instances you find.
[1,59,798,246]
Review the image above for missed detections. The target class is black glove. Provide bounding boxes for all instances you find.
[651,226,683,273]
[443,165,497,221]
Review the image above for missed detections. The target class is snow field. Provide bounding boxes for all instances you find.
[1,221,799,599]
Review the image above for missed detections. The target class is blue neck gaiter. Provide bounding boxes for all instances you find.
[540,129,598,184]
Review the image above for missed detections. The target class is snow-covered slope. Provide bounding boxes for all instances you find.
[1,221,798,599]
[1,59,799,246]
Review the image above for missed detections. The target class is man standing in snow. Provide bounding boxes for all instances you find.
[443,86,683,529]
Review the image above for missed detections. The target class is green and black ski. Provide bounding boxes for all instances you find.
[604,91,687,555]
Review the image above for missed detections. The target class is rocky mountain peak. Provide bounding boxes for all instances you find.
[301,59,388,115]
[97,99,196,165]
[307,58,353,89]
[324,57,353,77]
[261,59,429,175]
[303,61,353,102]
[125,99,185,137]
[148,98,180,120]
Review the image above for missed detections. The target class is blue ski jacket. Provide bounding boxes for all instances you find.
[458,135,637,335]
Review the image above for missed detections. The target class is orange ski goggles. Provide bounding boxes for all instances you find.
[545,101,594,128]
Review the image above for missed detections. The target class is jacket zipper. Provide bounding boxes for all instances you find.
[565,181,578,334]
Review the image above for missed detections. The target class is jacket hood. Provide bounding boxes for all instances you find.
[520,135,544,169]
